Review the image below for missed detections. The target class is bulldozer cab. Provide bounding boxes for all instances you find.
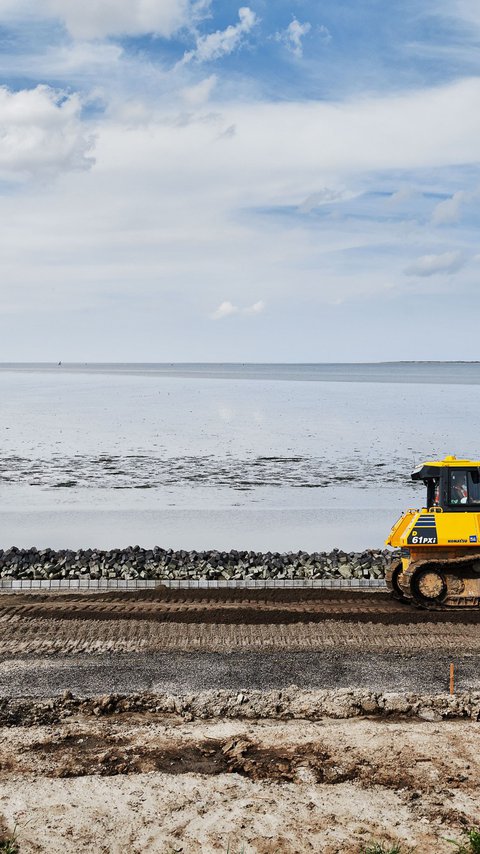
[412,458,480,511]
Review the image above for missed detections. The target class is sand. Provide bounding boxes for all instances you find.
[1,710,479,853]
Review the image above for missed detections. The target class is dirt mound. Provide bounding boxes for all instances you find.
[2,688,480,727]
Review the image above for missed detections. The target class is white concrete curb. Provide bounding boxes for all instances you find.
[0,577,386,591]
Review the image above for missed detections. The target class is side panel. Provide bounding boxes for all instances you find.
[435,512,480,547]
[386,510,418,547]
[407,513,438,545]
[389,510,480,549]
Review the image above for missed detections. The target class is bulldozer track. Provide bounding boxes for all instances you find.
[1,588,480,626]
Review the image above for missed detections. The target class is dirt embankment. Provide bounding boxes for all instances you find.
[2,688,480,726]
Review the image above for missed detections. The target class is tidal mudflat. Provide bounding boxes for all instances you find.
[1,362,479,551]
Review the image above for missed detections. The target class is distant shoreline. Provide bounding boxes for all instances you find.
[1,360,480,366]
[1,360,480,384]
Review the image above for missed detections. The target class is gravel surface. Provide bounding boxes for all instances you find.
[1,650,479,698]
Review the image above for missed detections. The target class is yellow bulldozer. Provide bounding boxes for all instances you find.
[386,455,480,608]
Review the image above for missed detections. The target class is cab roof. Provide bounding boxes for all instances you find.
[412,455,480,481]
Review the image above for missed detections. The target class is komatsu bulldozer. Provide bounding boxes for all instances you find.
[386,455,480,608]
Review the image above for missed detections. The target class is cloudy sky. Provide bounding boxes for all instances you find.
[0,0,479,361]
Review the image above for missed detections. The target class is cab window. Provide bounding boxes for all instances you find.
[449,470,480,505]
[426,478,440,507]
[468,470,480,503]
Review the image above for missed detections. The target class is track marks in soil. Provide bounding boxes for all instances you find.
[0,617,479,656]
[3,589,480,628]
[2,590,480,663]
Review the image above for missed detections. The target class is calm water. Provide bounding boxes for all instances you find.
[1,362,479,550]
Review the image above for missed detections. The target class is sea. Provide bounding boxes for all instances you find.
[1,362,479,552]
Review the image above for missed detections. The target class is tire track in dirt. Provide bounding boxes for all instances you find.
[2,588,480,626]
[0,617,479,655]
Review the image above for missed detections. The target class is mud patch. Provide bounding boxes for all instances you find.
[12,733,442,788]
[51,743,228,778]
[24,733,313,780]
[27,733,228,778]
[222,737,327,783]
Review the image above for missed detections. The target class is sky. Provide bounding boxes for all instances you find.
[0,0,479,361]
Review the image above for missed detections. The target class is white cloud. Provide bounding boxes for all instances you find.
[181,75,217,106]
[182,7,258,63]
[47,0,198,39]
[0,39,165,104]
[445,0,480,28]
[299,188,352,213]
[276,18,312,58]
[0,0,204,38]
[431,189,474,224]
[0,85,94,179]
[172,77,480,185]
[211,300,239,319]
[218,124,236,139]
[317,25,332,42]
[422,0,480,40]
[42,41,124,76]
[404,251,467,277]
[0,0,30,15]
[2,75,480,354]
[244,299,265,315]
[388,187,417,204]
[3,42,125,89]
[211,299,265,319]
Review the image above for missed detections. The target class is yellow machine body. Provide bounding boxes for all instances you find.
[386,456,480,607]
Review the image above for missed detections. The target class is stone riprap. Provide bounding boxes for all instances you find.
[0,546,395,581]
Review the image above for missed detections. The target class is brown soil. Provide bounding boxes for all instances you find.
[7,615,480,656]
[2,588,480,661]
[24,732,322,781]
[3,588,480,626]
